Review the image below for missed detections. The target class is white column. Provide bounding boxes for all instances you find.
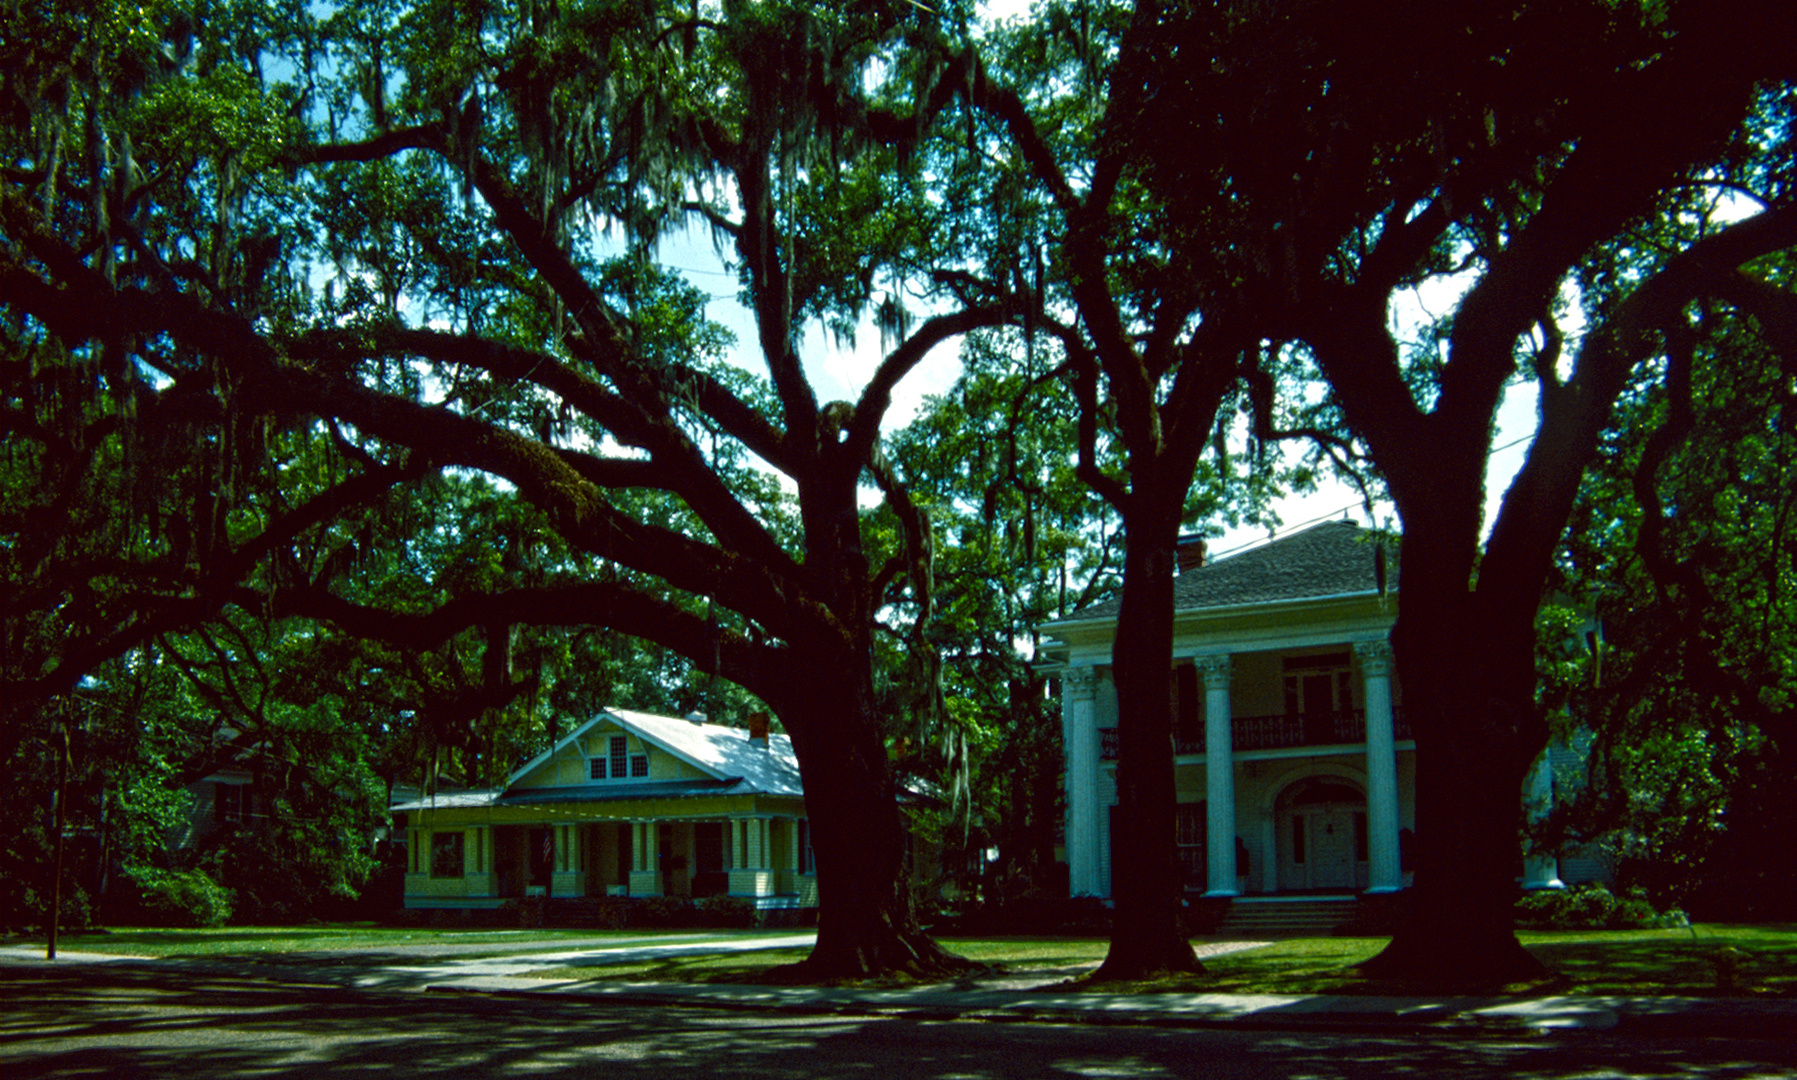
[1357,640,1403,893]
[1063,667,1103,896]
[1522,752,1566,889]
[1198,655,1237,897]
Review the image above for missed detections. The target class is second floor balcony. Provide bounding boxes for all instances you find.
[1101,708,1411,760]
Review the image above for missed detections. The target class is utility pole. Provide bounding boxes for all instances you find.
[48,716,69,960]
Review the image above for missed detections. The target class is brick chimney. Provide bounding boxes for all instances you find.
[747,711,769,744]
[1176,534,1207,574]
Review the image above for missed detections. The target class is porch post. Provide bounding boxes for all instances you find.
[555,822,588,897]
[629,820,663,896]
[729,818,774,898]
[1063,666,1103,897]
[1356,640,1403,893]
[1522,753,1566,889]
[1198,655,1237,897]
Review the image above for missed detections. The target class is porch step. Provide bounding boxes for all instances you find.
[1212,897,1359,938]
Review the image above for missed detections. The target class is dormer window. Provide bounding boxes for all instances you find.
[589,733,648,781]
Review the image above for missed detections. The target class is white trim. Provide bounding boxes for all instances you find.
[1045,589,1384,634]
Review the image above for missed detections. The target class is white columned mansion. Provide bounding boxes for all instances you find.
[1041,520,1571,900]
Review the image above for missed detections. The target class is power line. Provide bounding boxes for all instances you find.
[1208,431,1537,560]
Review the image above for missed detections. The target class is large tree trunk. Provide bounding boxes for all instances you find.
[1357,521,1550,985]
[774,654,972,981]
[1093,497,1201,980]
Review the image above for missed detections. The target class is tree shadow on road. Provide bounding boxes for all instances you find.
[4,965,1796,1080]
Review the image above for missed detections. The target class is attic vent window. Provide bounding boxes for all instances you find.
[590,734,650,781]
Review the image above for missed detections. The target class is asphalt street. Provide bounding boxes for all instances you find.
[5,962,1797,1080]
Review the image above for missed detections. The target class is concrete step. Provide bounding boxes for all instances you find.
[1213,899,1358,938]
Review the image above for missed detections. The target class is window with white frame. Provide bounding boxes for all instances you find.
[590,733,649,780]
[1283,653,1357,743]
[431,832,465,878]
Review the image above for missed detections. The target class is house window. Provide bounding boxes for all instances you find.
[431,832,465,878]
[1176,803,1206,888]
[590,734,649,780]
[1292,815,1306,864]
[214,783,242,824]
[1284,656,1357,743]
[798,819,815,874]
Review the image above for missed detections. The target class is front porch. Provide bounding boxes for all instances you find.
[1069,639,1415,900]
[404,813,817,911]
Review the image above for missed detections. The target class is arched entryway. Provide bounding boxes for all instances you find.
[1275,776,1368,891]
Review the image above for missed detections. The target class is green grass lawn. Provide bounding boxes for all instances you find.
[11,923,1794,997]
[522,926,1797,997]
[3,924,777,959]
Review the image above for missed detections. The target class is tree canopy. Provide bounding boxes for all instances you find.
[7,0,1796,987]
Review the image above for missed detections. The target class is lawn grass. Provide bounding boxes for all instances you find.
[2,923,764,959]
[524,926,1797,998]
[1079,925,1797,998]
[519,935,1117,984]
[1521,923,1797,997]
[13,922,1795,998]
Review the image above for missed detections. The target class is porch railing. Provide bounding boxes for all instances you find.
[1103,707,1410,760]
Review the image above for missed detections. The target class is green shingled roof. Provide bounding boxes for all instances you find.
[1070,520,1392,621]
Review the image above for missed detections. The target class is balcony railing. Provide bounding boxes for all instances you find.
[1103,707,1411,760]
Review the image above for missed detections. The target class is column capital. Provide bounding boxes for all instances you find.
[1194,654,1232,689]
[1354,639,1395,677]
[1063,666,1099,700]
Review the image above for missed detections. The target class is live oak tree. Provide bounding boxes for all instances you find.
[2,0,1025,977]
[1545,273,1797,918]
[886,331,1124,899]
[965,3,1299,978]
[1104,0,1797,981]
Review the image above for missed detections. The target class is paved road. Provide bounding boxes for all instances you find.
[5,964,1797,1080]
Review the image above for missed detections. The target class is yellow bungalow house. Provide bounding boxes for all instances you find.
[392,707,816,915]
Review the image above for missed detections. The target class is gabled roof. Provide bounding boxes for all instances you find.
[389,706,802,813]
[600,707,802,796]
[1062,520,1393,624]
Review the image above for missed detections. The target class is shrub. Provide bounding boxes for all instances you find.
[586,896,633,929]
[928,894,1111,936]
[128,867,234,928]
[199,825,372,925]
[695,895,754,928]
[635,896,697,928]
[1515,882,1683,931]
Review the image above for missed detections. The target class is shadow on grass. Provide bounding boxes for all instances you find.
[1528,930,1797,997]
[1058,928,1797,999]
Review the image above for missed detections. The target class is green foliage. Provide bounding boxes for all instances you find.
[694,895,755,929]
[126,866,234,929]
[198,821,375,925]
[1515,884,1684,932]
[1543,241,1797,913]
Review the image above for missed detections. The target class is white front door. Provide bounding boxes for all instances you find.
[1307,810,1356,889]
